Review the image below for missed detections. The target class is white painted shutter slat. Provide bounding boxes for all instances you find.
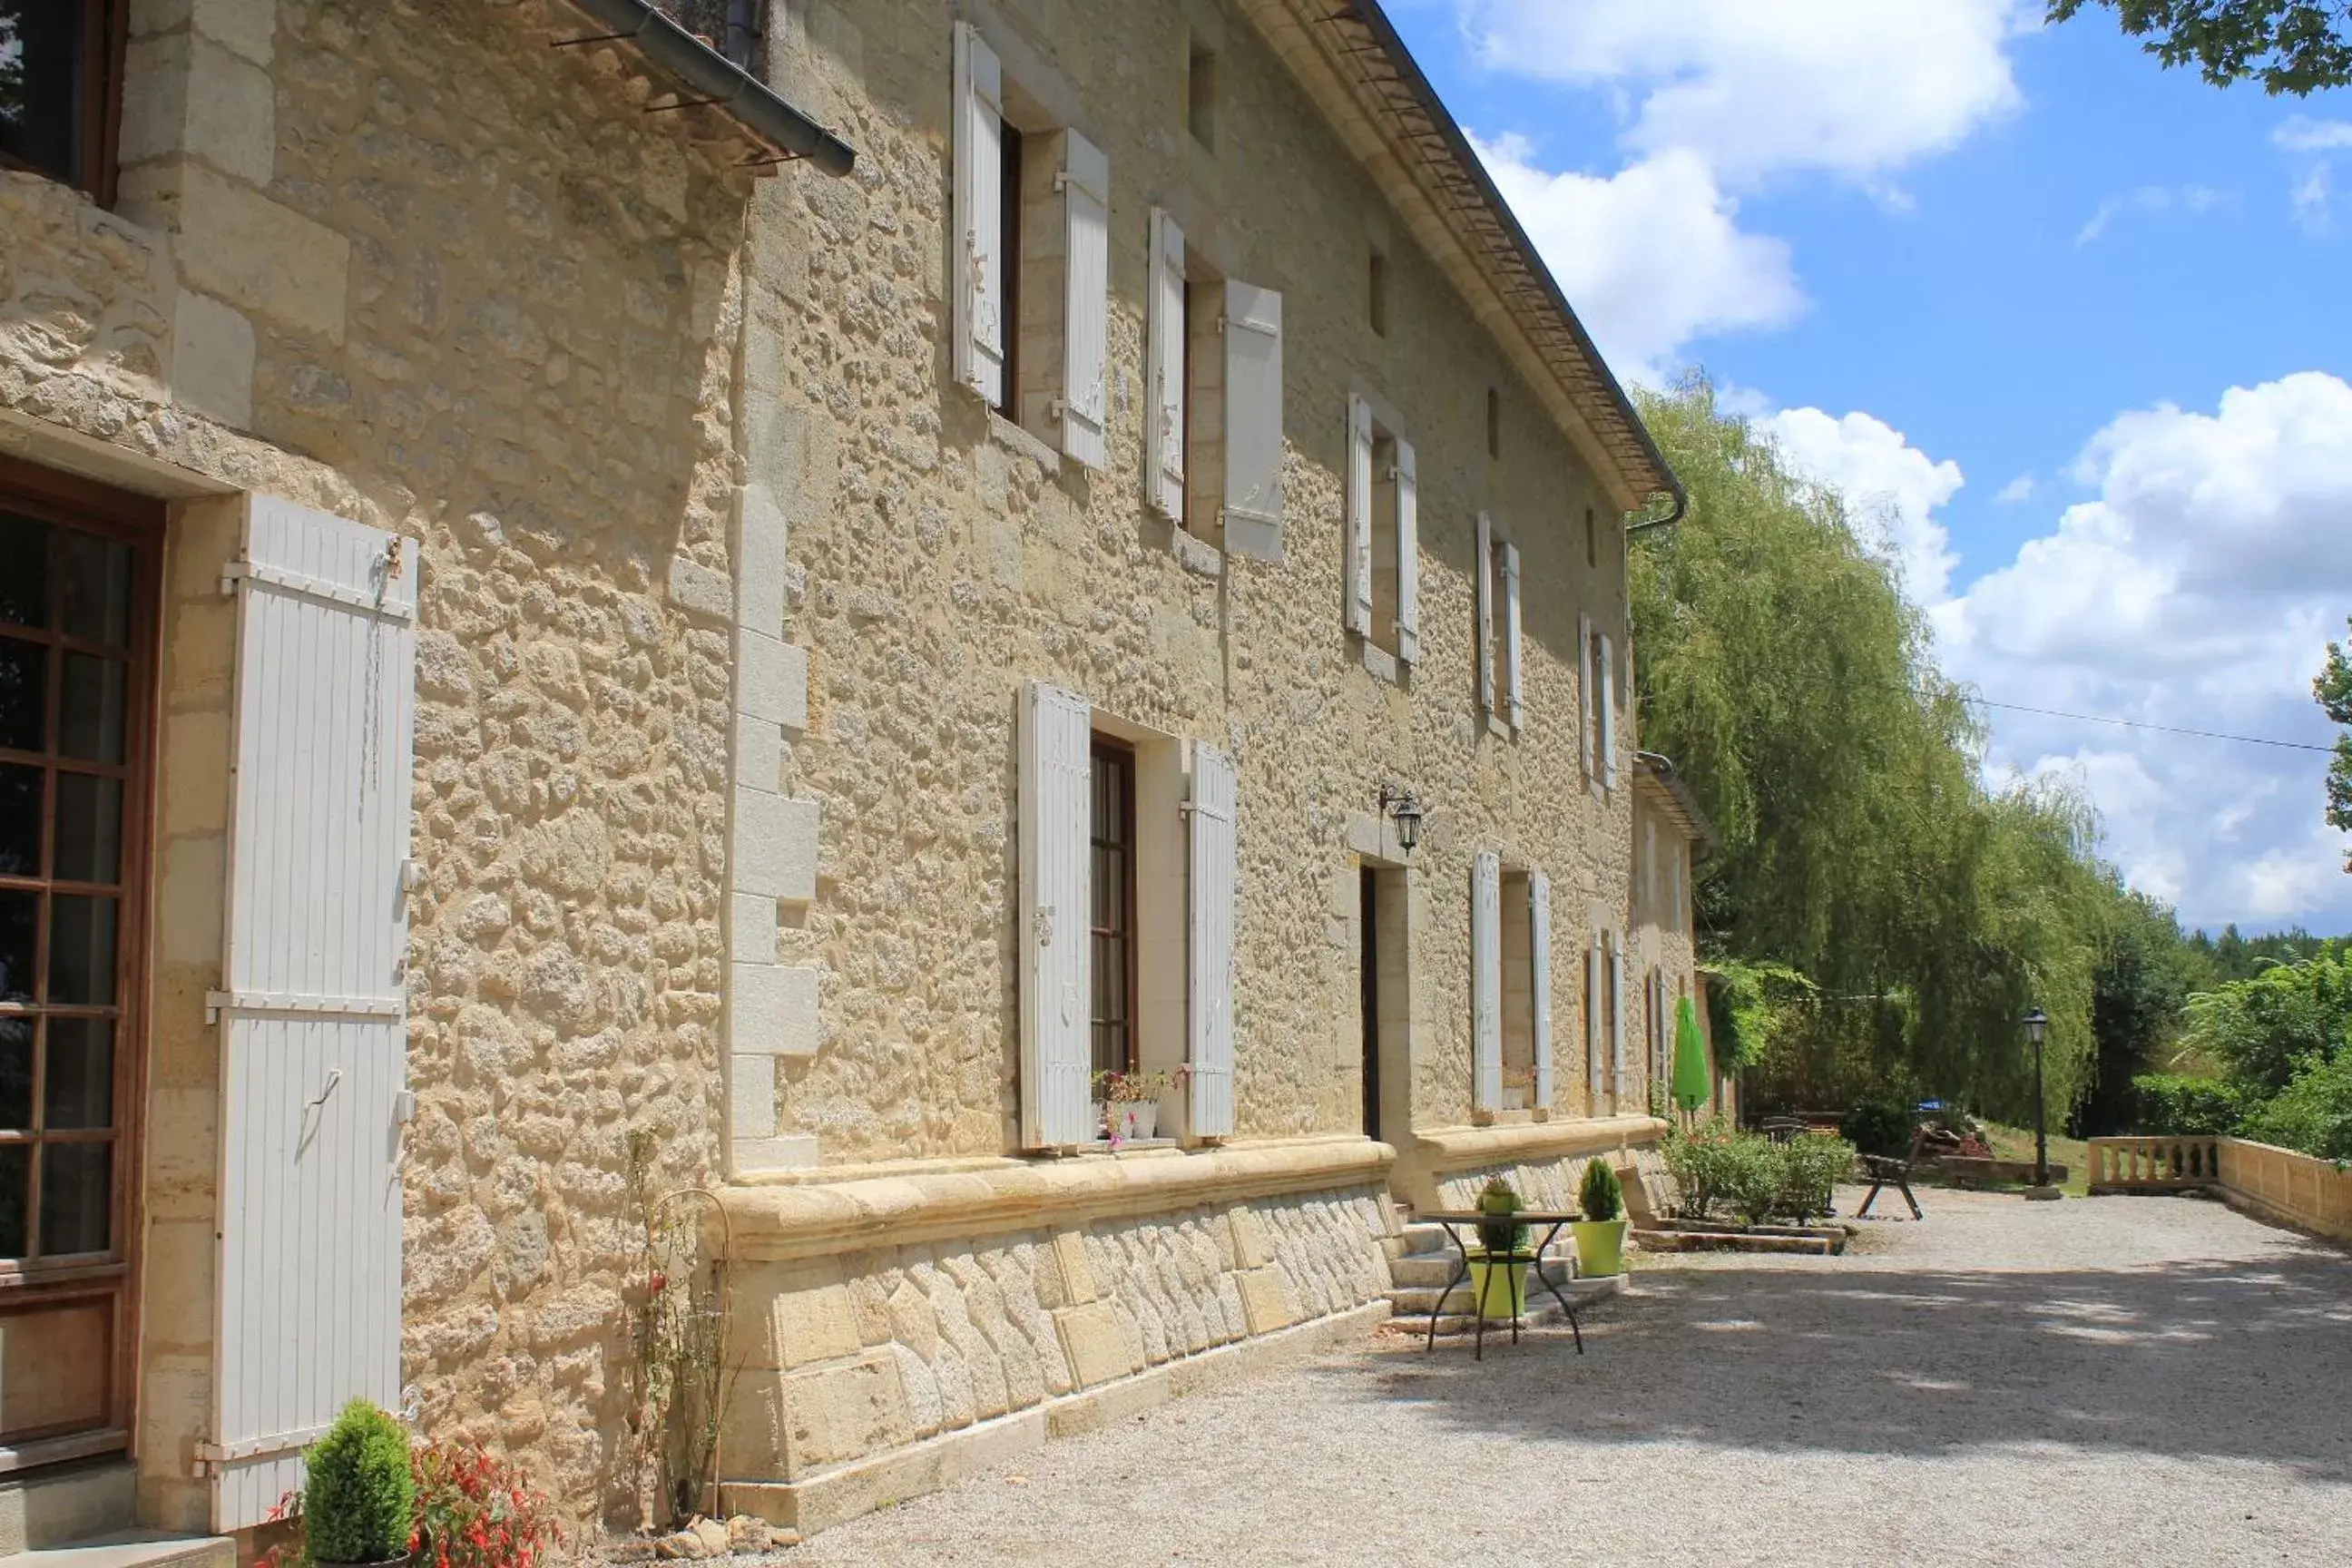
[1471,851,1502,1113]
[212,498,416,1531]
[1020,681,1093,1147]
[1579,612,1596,782]
[1146,210,1187,519]
[1344,396,1373,632]
[1188,742,1239,1136]
[1586,936,1604,1105]
[953,24,1004,405]
[1060,130,1110,469]
[1503,540,1524,730]
[1530,872,1553,1111]
[1608,933,1626,1108]
[1221,281,1286,563]
[1600,633,1620,791]
[1394,439,1419,663]
[1475,512,1494,717]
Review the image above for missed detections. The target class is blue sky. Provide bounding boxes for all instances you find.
[1386,1,2352,934]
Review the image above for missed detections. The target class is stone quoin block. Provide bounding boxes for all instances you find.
[733,790,819,902]
[731,962,822,1056]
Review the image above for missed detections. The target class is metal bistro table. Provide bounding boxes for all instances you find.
[1416,1210,1585,1360]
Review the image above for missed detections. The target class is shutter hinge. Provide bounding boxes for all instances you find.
[1052,170,1070,192]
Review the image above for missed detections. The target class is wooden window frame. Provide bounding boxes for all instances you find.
[0,1,131,207]
[1087,734,1139,1083]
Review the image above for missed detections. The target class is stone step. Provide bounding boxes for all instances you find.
[1383,1220,1451,1259]
[6,1534,234,1568]
[1387,1273,1629,1338]
[0,1460,135,1556]
[1385,1260,1589,1317]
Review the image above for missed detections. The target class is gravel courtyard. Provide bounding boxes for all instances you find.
[779,1190,2352,1567]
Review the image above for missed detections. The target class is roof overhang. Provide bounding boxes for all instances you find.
[1635,751,1719,858]
[1234,0,1680,517]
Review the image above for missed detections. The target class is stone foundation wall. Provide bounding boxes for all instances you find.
[720,1183,1393,1530]
[1429,1144,1671,1218]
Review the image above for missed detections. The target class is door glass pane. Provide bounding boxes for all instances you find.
[38,1142,111,1256]
[0,763,41,876]
[0,889,34,1003]
[0,639,47,753]
[0,2,91,185]
[54,773,121,885]
[44,1018,111,1130]
[55,531,132,646]
[0,1145,24,1257]
[0,1017,27,1130]
[46,894,114,1004]
[58,654,125,763]
[0,517,47,630]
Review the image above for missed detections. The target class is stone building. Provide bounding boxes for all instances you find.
[0,0,1721,1553]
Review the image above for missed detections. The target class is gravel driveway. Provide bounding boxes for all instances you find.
[779,1190,2352,1566]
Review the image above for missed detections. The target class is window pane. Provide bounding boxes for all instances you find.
[0,762,40,876]
[0,1144,24,1258]
[38,1141,111,1256]
[0,888,34,1003]
[0,2,88,186]
[56,529,132,646]
[44,1016,111,1130]
[59,653,125,762]
[46,893,114,1004]
[0,638,47,753]
[0,516,46,629]
[0,1016,26,1130]
[54,772,120,884]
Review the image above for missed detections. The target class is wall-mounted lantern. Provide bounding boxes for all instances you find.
[1379,784,1424,857]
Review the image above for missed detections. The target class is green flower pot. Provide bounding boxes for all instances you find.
[1571,1217,1630,1278]
[1465,1251,1531,1319]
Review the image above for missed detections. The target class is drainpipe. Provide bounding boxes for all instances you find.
[1624,483,1688,536]
[724,0,757,69]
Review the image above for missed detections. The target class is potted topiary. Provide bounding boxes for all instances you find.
[1467,1177,1533,1319]
[1573,1159,1631,1277]
[303,1399,416,1568]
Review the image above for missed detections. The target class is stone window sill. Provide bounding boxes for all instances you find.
[1485,710,1514,741]
[1169,528,1224,579]
[1357,638,1406,687]
[987,407,1065,472]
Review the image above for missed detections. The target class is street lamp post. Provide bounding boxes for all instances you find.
[2022,1007,2053,1196]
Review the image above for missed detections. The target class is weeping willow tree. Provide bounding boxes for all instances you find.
[1632,377,2119,1125]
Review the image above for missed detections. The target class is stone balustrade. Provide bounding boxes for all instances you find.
[2090,1136,2352,1246]
[2087,1135,2223,1192]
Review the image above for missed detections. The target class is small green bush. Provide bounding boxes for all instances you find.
[2238,1054,2352,1162]
[1474,1175,1530,1255]
[1839,1097,1916,1158]
[1720,1137,1787,1226]
[2132,1073,2244,1137]
[1665,1121,1853,1224]
[1661,1120,1740,1218]
[1776,1133,1856,1221]
[304,1399,414,1564]
[1578,1159,1624,1222]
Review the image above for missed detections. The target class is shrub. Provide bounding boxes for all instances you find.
[1578,1159,1624,1222]
[304,1401,414,1564]
[2131,1073,2244,1137]
[1474,1175,1530,1255]
[411,1440,563,1568]
[1840,1097,1916,1158]
[1661,1120,1742,1218]
[1776,1133,1856,1222]
[2239,1053,2352,1163]
[1720,1136,1787,1226]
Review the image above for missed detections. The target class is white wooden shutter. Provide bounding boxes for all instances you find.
[952,24,1004,406]
[1579,612,1596,782]
[1585,935,1604,1104]
[1471,851,1502,1113]
[1146,209,1187,519]
[1600,633,1620,790]
[1020,681,1093,1147]
[1502,540,1524,730]
[1059,131,1110,469]
[1530,872,1553,1111]
[1344,396,1373,632]
[1221,280,1285,563]
[209,498,416,1531]
[1608,931,1626,1105]
[1394,439,1419,663]
[1188,742,1238,1136]
[1475,513,1494,716]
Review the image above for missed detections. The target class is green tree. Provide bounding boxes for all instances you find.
[2076,888,2195,1136]
[2179,950,2352,1094]
[2048,1,2352,93]
[2321,618,2352,871]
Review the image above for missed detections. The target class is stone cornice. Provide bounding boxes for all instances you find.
[1411,1116,1671,1171]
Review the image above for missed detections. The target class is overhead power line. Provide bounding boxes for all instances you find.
[1966,697,2335,755]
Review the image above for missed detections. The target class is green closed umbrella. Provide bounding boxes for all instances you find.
[1671,994,1712,1112]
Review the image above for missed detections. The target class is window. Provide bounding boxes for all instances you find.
[1089,736,1137,1083]
[1147,208,1286,562]
[1187,34,1218,148]
[1367,248,1389,337]
[1475,514,1522,728]
[954,24,1110,468]
[1345,397,1417,663]
[1580,617,1616,789]
[1486,387,1501,460]
[0,1,126,201]
[1584,505,1598,571]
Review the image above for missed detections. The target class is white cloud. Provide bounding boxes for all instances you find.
[1470,137,1803,380]
[2274,117,2352,231]
[2290,162,2334,233]
[1940,373,2352,930]
[1455,0,2028,186]
[2273,117,2352,153]
[1995,475,2037,504]
[2074,184,2227,247]
[1759,407,1965,603]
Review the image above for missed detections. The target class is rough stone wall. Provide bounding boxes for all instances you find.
[747,0,1642,1166]
[1432,1146,1671,1219]
[722,1185,1391,1493]
[3,0,769,1529]
[1629,784,1703,1110]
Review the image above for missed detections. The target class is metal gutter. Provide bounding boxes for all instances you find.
[1635,750,1720,858]
[563,0,855,177]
